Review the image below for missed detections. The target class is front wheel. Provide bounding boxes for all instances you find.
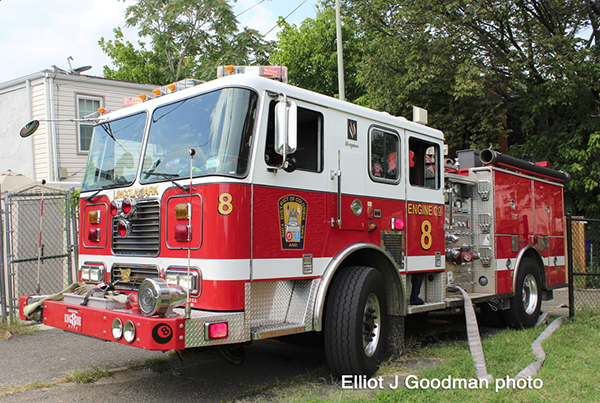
[503,258,542,328]
[324,266,387,378]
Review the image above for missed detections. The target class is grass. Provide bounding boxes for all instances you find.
[64,365,113,384]
[0,366,113,397]
[0,316,38,341]
[237,310,600,402]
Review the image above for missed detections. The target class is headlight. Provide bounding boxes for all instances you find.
[123,320,136,343]
[165,269,200,295]
[111,318,123,340]
[138,278,186,317]
[80,264,105,283]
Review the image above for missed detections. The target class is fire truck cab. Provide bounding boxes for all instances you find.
[20,68,568,378]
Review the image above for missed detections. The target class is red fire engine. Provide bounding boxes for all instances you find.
[20,66,568,378]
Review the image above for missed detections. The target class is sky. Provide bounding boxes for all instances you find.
[0,0,321,83]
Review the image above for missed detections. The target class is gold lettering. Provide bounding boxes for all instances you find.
[408,203,443,217]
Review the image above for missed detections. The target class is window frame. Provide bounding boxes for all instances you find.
[264,99,324,173]
[408,136,441,190]
[76,94,104,154]
[368,125,401,185]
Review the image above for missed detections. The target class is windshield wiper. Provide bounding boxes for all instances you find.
[143,171,189,192]
[84,183,128,202]
[85,189,102,202]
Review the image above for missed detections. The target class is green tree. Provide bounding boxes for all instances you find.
[270,2,366,102]
[343,0,600,215]
[100,0,275,84]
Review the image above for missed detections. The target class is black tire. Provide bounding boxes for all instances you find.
[502,258,542,328]
[324,266,387,378]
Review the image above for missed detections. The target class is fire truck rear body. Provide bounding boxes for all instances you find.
[19,72,567,376]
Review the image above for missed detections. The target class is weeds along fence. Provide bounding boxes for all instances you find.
[1,189,79,321]
[567,215,600,317]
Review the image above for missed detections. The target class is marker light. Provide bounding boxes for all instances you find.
[174,224,191,242]
[392,218,405,230]
[205,322,228,340]
[139,93,148,101]
[88,227,101,242]
[175,203,190,220]
[368,222,378,232]
[167,83,177,92]
[152,88,162,96]
[87,210,101,224]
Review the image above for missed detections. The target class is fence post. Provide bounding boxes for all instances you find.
[70,188,79,276]
[3,191,14,319]
[567,213,575,318]
[0,193,6,322]
[64,191,72,285]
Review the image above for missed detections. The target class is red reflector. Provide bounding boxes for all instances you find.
[117,220,130,237]
[207,322,228,339]
[122,198,133,215]
[88,227,101,242]
[110,200,119,217]
[174,224,191,242]
[392,218,405,230]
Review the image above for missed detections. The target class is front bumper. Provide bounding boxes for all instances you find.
[19,295,248,351]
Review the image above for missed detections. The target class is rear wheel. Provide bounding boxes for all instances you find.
[324,266,387,378]
[503,258,542,328]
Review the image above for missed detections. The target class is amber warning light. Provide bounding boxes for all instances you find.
[217,65,288,83]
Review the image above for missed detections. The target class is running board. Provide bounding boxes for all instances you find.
[251,323,306,340]
[407,302,445,314]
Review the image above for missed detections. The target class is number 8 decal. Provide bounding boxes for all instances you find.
[218,192,233,215]
[420,219,433,250]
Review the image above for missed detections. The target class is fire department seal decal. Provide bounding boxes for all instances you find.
[152,323,173,344]
[278,195,307,250]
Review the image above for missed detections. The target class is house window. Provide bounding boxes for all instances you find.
[77,96,103,152]
[369,127,400,183]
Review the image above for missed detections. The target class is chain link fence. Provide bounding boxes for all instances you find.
[1,189,78,320]
[567,215,600,317]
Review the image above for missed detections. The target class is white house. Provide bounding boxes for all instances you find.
[0,68,157,185]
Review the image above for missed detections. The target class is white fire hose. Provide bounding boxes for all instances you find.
[451,285,564,383]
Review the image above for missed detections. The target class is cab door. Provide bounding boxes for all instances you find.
[251,97,329,281]
[404,134,445,272]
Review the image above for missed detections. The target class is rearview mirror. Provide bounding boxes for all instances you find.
[20,120,40,138]
[274,98,297,155]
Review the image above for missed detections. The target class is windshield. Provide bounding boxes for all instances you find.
[141,87,258,182]
[81,112,147,191]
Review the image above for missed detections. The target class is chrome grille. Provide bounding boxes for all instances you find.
[112,199,160,256]
[111,265,160,290]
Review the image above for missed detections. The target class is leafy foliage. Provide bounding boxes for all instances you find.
[270,4,366,101]
[100,0,275,84]
[273,0,600,215]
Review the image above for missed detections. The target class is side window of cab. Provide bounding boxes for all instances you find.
[265,100,323,173]
[409,137,440,189]
[369,127,400,183]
